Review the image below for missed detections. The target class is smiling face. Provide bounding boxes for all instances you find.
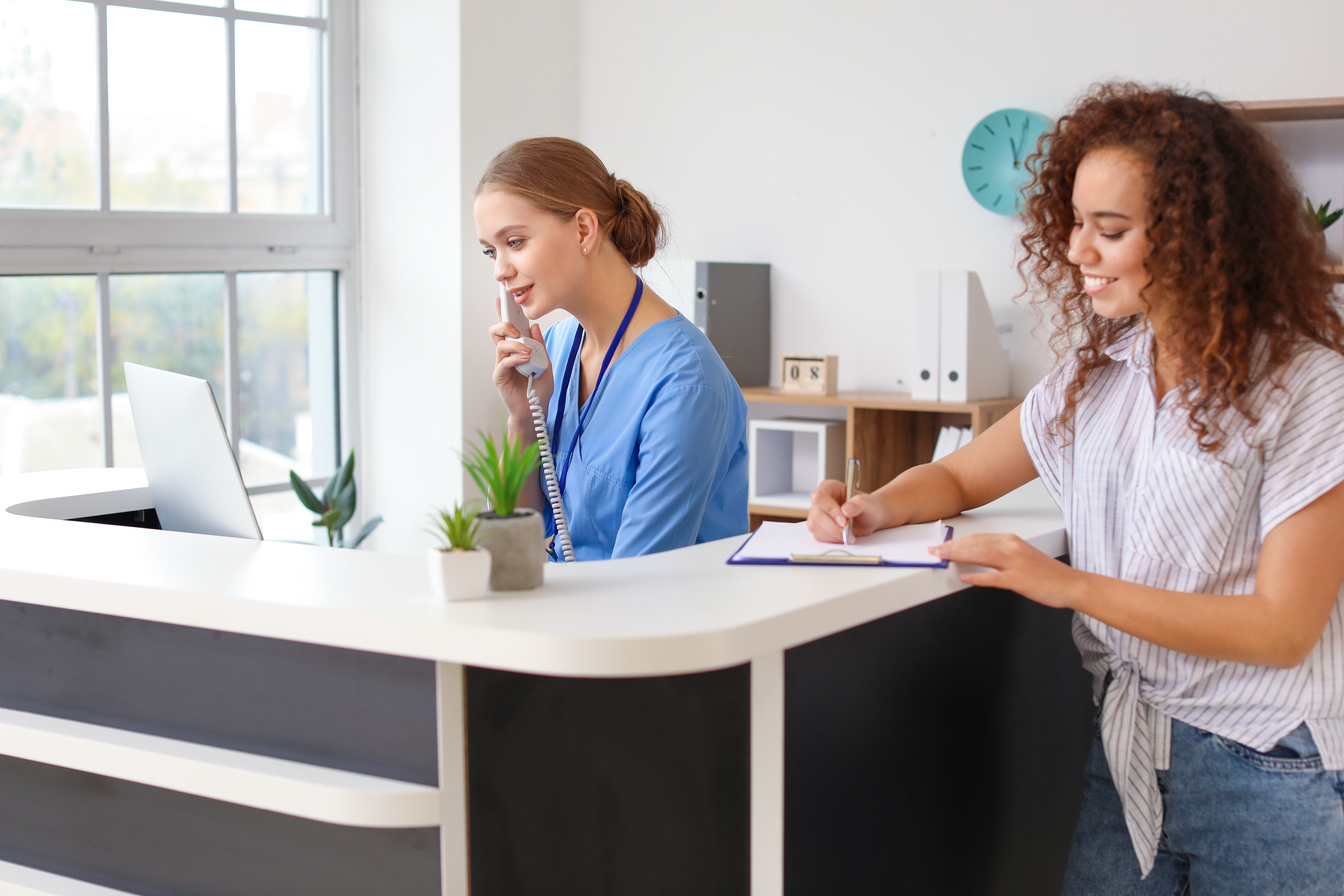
[474,188,585,319]
[1067,147,1159,323]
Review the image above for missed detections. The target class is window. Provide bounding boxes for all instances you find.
[0,0,356,541]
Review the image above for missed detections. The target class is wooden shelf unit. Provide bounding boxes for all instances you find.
[741,387,1020,526]
[1239,97,1344,281]
[1238,97,1344,123]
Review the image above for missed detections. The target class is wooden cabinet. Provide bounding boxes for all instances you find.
[741,387,1019,527]
[1240,96,1344,281]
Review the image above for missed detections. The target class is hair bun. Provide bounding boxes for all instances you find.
[607,178,665,268]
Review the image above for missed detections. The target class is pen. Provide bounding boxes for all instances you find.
[842,457,860,546]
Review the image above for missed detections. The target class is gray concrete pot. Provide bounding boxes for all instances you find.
[476,509,545,591]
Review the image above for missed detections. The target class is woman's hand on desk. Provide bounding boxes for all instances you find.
[930,533,1078,607]
[807,479,892,543]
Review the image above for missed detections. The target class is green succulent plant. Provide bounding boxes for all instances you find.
[290,449,383,548]
[460,425,541,518]
[1307,197,1344,232]
[428,502,482,551]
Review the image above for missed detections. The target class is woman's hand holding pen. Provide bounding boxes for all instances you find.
[807,479,892,543]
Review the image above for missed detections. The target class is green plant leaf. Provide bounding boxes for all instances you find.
[349,515,383,549]
[290,470,325,514]
[331,477,357,529]
[427,503,481,550]
[317,507,343,529]
[324,449,356,507]
[460,425,540,518]
[1307,197,1344,231]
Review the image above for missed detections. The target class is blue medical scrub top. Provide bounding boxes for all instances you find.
[541,313,749,561]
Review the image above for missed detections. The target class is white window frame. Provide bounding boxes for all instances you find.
[0,0,359,492]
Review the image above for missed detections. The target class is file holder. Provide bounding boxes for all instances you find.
[909,270,1010,402]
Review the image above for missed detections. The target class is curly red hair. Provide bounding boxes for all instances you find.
[1018,82,1344,451]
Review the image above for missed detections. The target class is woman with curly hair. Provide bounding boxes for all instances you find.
[808,82,1344,894]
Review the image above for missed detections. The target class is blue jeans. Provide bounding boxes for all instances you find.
[1060,718,1344,896]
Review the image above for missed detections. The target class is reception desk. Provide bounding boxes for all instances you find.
[0,469,1085,896]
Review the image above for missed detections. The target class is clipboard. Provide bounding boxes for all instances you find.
[727,520,953,568]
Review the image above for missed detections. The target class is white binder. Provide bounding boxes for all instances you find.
[909,271,942,401]
[908,271,1010,402]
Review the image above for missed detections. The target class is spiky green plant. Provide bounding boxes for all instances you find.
[1307,197,1344,232]
[428,502,482,551]
[290,449,383,548]
[460,426,541,518]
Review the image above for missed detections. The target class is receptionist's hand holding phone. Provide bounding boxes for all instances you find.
[490,284,553,430]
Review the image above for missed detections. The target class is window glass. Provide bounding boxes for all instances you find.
[108,7,228,211]
[236,21,322,214]
[0,275,100,473]
[237,270,336,484]
[235,0,324,18]
[0,1,347,534]
[0,0,99,208]
[250,489,323,542]
[109,273,225,467]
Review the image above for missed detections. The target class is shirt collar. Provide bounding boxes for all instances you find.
[1103,320,1154,374]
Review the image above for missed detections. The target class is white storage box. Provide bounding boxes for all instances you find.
[748,418,846,510]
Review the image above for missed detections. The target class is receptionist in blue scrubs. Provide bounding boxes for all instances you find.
[478,137,748,560]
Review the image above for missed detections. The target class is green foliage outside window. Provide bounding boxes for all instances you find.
[0,276,97,399]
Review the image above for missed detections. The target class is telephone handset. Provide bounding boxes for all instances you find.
[500,283,549,378]
[499,284,575,562]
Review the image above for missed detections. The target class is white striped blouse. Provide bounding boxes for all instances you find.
[1020,322,1344,877]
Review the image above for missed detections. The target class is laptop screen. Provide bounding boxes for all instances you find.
[124,363,263,540]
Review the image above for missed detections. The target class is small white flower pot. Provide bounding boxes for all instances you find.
[427,547,492,601]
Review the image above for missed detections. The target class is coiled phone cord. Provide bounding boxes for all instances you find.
[529,378,575,562]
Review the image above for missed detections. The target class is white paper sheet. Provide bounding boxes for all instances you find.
[729,520,951,566]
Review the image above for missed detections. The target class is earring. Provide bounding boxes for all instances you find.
[582,247,588,255]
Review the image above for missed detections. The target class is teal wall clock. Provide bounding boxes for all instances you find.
[961,108,1053,215]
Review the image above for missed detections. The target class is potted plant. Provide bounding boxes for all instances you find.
[461,426,545,591]
[1307,197,1343,264]
[426,503,491,601]
[289,449,383,548]
[1308,197,1344,233]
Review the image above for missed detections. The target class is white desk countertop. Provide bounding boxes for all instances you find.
[0,468,1066,678]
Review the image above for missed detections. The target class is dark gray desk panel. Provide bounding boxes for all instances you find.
[465,665,752,896]
[784,584,1094,896]
[0,599,438,784]
[0,755,438,896]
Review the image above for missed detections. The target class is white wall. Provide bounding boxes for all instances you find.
[358,0,577,553]
[459,0,581,476]
[577,0,1344,394]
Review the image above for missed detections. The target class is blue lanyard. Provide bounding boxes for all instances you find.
[552,277,643,496]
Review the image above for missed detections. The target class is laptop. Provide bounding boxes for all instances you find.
[124,362,263,540]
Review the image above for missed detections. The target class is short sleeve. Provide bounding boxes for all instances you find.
[1258,349,1344,537]
[610,384,734,559]
[1020,365,1071,508]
